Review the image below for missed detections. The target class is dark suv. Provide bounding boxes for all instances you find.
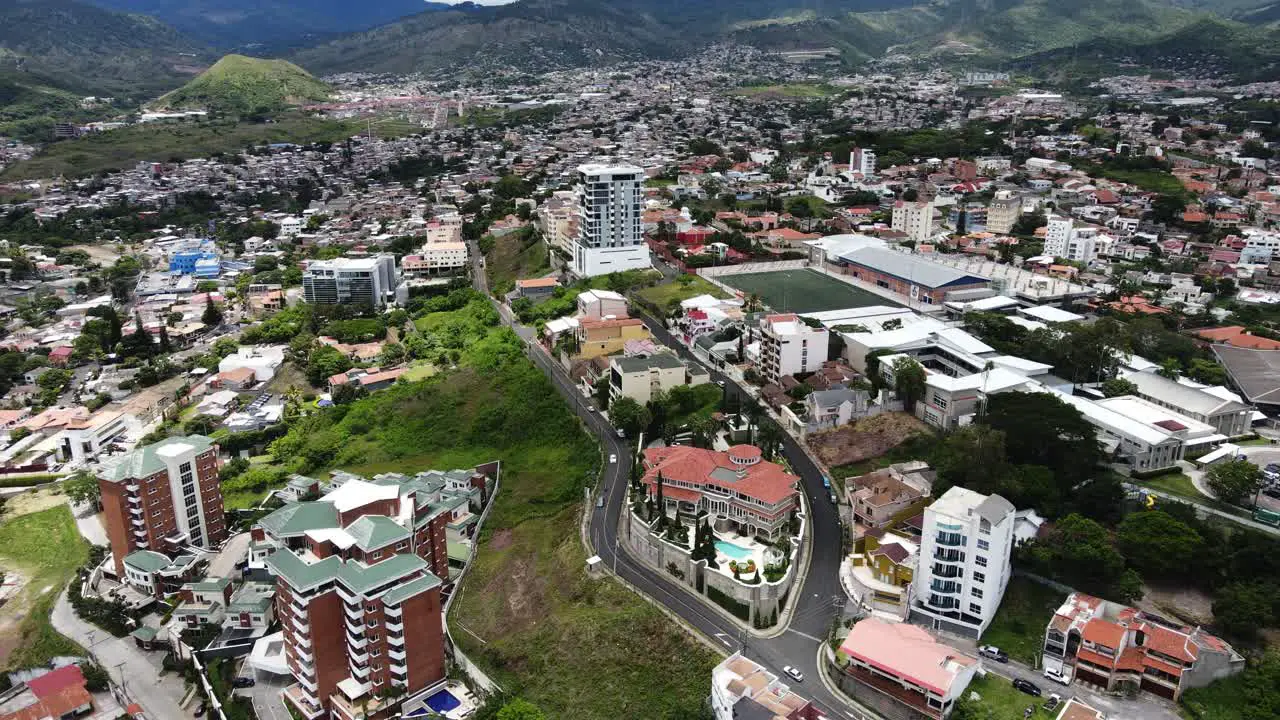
[1012,678,1041,696]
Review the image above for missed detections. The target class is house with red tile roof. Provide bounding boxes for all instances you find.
[0,665,94,720]
[1042,592,1243,700]
[641,444,799,540]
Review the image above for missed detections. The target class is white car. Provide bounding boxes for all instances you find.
[783,666,803,683]
[609,454,617,464]
[1043,667,1071,686]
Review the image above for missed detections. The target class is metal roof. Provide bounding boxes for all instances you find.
[839,247,990,289]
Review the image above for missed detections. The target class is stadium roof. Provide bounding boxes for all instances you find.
[838,247,989,290]
[1210,345,1280,406]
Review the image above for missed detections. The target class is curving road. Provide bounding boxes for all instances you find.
[468,248,863,718]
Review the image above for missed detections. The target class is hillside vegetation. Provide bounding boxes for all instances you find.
[290,0,1279,79]
[153,54,330,116]
[0,0,205,99]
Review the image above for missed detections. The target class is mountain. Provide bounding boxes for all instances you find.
[152,54,331,115]
[85,0,460,50]
[289,0,1280,79]
[0,0,207,98]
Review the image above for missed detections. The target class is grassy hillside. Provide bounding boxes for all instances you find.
[0,0,205,99]
[153,54,330,116]
[259,297,721,718]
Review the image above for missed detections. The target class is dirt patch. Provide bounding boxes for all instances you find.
[2,488,67,521]
[488,529,513,551]
[807,412,930,468]
[1135,584,1216,626]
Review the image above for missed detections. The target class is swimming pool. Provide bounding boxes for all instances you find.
[425,689,462,714]
[715,540,753,560]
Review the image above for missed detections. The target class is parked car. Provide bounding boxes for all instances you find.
[1043,694,1062,713]
[586,405,596,413]
[978,645,1008,663]
[1043,667,1070,685]
[609,454,617,464]
[783,666,804,683]
[232,677,255,688]
[616,428,626,438]
[1265,487,1280,500]
[1012,678,1041,696]
[1264,464,1280,481]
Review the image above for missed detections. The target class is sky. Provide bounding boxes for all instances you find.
[430,0,518,5]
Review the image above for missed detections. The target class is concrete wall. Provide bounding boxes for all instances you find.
[620,508,800,627]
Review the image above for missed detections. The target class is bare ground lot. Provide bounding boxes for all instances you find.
[807,412,931,468]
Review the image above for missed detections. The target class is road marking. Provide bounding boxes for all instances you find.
[787,628,825,643]
[714,633,733,647]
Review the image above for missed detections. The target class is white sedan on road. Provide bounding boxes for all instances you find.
[783,666,803,683]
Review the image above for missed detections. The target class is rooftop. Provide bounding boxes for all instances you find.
[839,617,976,696]
[840,246,989,289]
[101,435,215,482]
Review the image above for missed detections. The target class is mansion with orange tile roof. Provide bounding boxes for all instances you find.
[1043,592,1244,701]
[641,444,799,540]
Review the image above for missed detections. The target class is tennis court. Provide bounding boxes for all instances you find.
[719,269,900,313]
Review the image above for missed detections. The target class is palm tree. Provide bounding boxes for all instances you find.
[758,421,785,462]
[744,399,764,444]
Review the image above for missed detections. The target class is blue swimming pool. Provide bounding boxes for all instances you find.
[715,540,753,560]
[426,689,461,714]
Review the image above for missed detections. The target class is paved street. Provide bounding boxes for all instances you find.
[206,531,251,579]
[50,588,192,719]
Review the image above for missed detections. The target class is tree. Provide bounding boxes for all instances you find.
[63,471,101,506]
[1157,358,1181,380]
[609,396,650,439]
[306,344,352,386]
[79,663,110,692]
[1117,510,1204,582]
[892,357,926,412]
[380,342,406,367]
[202,296,224,327]
[1022,513,1139,601]
[1100,377,1137,398]
[496,698,546,720]
[1206,459,1263,505]
[1212,581,1276,641]
[983,391,1102,492]
[689,415,717,448]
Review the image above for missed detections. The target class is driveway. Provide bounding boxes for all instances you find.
[50,588,191,718]
[206,532,251,579]
[239,661,293,720]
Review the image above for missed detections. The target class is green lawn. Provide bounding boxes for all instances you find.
[1135,472,1248,517]
[982,576,1063,667]
[1089,166,1186,196]
[964,673,1059,719]
[1234,436,1272,447]
[635,276,731,314]
[0,505,89,669]
[400,362,437,382]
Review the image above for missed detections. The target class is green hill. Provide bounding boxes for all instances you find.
[153,54,330,116]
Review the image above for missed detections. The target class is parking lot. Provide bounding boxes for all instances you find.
[1236,448,1280,513]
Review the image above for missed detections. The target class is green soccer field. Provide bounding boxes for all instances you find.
[720,269,901,313]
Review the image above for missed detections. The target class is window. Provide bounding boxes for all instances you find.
[977,539,990,551]
[969,603,983,614]
[971,588,984,599]
[932,393,948,409]
[975,556,988,567]
[973,572,985,583]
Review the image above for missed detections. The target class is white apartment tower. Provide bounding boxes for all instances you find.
[571,163,651,277]
[892,200,935,244]
[1044,216,1100,264]
[759,313,829,383]
[850,147,877,176]
[910,486,1015,638]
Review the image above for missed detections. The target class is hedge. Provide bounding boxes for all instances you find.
[706,584,751,622]
[0,474,63,488]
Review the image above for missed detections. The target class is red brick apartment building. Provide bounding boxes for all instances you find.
[256,467,494,719]
[98,435,226,584]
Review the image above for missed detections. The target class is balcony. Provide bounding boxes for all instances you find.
[126,484,139,493]
[292,615,310,634]
[386,633,404,648]
[930,580,962,595]
[935,533,965,547]
[927,594,960,611]
[349,647,368,664]
[336,585,358,604]
[931,563,963,578]
[389,648,406,663]
[344,603,363,622]
[383,604,402,619]
[932,549,964,563]
[385,619,403,634]
[293,645,313,664]
[346,631,367,649]
[349,662,370,679]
